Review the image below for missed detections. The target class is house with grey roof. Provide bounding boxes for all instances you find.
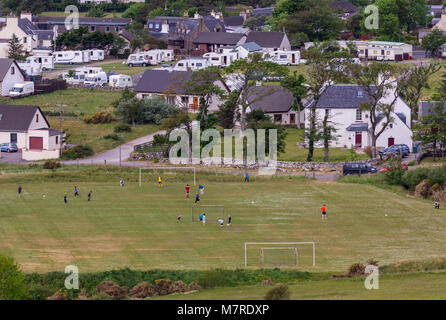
[236,42,263,58]
[246,85,303,126]
[245,32,291,52]
[192,32,247,55]
[305,84,413,150]
[0,104,63,160]
[0,58,25,96]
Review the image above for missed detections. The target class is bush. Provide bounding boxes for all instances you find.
[383,158,404,185]
[104,133,119,141]
[43,160,61,170]
[83,111,114,124]
[264,284,290,300]
[0,254,29,300]
[114,124,132,133]
[62,145,94,160]
[197,269,227,289]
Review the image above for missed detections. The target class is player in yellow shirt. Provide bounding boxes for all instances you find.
[158,176,162,187]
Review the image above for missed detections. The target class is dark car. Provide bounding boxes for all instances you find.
[0,142,18,152]
[343,162,378,176]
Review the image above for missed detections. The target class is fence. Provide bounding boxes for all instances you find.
[34,79,67,94]
[133,141,170,154]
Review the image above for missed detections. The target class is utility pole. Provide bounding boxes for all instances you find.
[58,104,63,157]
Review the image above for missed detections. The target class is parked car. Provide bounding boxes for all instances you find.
[0,143,18,153]
[379,144,410,157]
[343,162,377,176]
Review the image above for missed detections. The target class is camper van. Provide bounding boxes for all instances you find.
[84,72,108,86]
[173,57,209,71]
[63,67,103,85]
[89,49,104,61]
[109,74,133,88]
[203,52,237,68]
[154,49,174,62]
[54,51,85,64]
[25,55,54,71]
[9,81,35,98]
[267,50,301,66]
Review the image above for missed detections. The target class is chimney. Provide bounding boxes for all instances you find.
[183,11,188,19]
[161,20,169,34]
[198,16,204,32]
[6,14,18,28]
[20,10,32,22]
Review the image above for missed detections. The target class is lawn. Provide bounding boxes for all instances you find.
[279,128,369,162]
[101,62,153,76]
[153,271,446,300]
[0,88,159,155]
[0,168,445,274]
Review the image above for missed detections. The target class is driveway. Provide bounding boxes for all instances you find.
[0,151,25,164]
[62,130,166,166]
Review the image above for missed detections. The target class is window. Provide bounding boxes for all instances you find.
[10,133,17,143]
[10,67,14,75]
[56,136,59,144]
[149,23,153,29]
[357,90,363,97]
[325,109,330,116]
[36,114,39,123]
[181,96,189,104]
[389,124,393,128]
[91,26,96,31]
[23,37,27,43]
[356,109,362,121]
[115,27,119,32]
[274,114,282,122]
[105,26,110,32]
[155,23,159,29]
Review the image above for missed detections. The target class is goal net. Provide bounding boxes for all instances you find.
[191,205,224,222]
[245,242,315,267]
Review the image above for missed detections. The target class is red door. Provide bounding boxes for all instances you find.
[355,132,362,148]
[290,114,295,124]
[29,137,43,150]
[388,138,395,147]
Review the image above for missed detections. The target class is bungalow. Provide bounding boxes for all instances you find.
[246,85,303,126]
[134,69,230,113]
[0,104,63,160]
[192,32,247,55]
[245,32,291,53]
[0,58,25,97]
[305,84,412,150]
[236,42,263,59]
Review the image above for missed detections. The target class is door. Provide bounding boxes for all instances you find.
[290,114,295,124]
[29,137,43,150]
[388,137,395,147]
[355,132,362,148]
[291,53,295,64]
[192,97,199,110]
[365,49,368,58]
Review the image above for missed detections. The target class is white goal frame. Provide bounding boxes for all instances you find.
[260,247,298,266]
[245,242,315,267]
[191,205,224,222]
[139,167,196,186]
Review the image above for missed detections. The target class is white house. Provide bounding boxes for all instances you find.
[236,42,263,59]
[0,58,26,97]
[0,104,63,160]
[305,84,412,150]
[245,32,291,53]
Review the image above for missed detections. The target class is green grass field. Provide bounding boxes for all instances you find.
[1,168,445,276]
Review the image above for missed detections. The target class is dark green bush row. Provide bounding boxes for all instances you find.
[61,145,94,160]
[114,124,132,133]
[26,268,315,300]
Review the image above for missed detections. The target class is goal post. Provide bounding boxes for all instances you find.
[245,242,315,267]
[138,166,196,186]
[191,205,224,222]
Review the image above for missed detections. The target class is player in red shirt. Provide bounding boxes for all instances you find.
[185,184,190,199]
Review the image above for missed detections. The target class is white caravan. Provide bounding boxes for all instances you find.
[84,72,108,86]
[26,55,54,71]
[89,49,104,61]
[173,57,209,71]
[54,51,85,64]
[63,67,103,84]
[267,50,302,66]
[109,74,133,88]
[203,51,238,68]
[9,81,35,98]
[153,49,174,62]
[82,50,91,63]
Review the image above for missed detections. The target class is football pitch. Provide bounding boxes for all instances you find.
[0,171,445,274]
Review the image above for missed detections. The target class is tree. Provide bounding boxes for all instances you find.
[216,90,238,129]
[398,62,442,123]
[421,29,446,57]
[86,6,106,18]
[117,96,176,126]
[122,2,150,24]
[317,110,339,161]
[247,112,288,156]
[280,71,307,128]
[0,254,29,300]
[352,62,407,158]
[8,34,25,61]
[161,109,193,162]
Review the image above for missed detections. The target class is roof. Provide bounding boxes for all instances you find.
[420,101,446,117]
[346,123,368,132]
[0,105,48,132]
[309,85,374,109]
[252,8,273,17]
[35,16,131,26]
[193,32,245,45]
[238,42,263,52]
[119,30,137,42]
[247,86,294,113]
[0,59,16,81]
[203,16,226,32]
[134,69,193,94]
[224,16,244,27]
[245,32,286,48]
[329,1,358,13]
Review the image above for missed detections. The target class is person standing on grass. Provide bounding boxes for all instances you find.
[185,184,190,199]
[158,176,162,188]
[18,186,22,197]
[88,191,92,202]
[177,215,182,222]
[227,215,232,227]
[244,172,249,183]
[64,195,67,204]
[202,213,206,225]
[120,179,124,187]
[218,218,224,227]
[199,213,204,222]
[74,186,79,197]
[195,193,200,204]
[199,184,204,195]
[321,204,327,220]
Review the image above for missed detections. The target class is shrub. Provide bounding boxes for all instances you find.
[43,160,61,170]
[364,146,372,158]
[407,160,415,166]
[414,180,431,198]
[0,254,29,300]
[114,124,132,133]
[264,284,290,300]
[62,145,94,160]
[197,269,228,289]
[104,133,119,141]
[383,158,404,185]
[83,111,114,124]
